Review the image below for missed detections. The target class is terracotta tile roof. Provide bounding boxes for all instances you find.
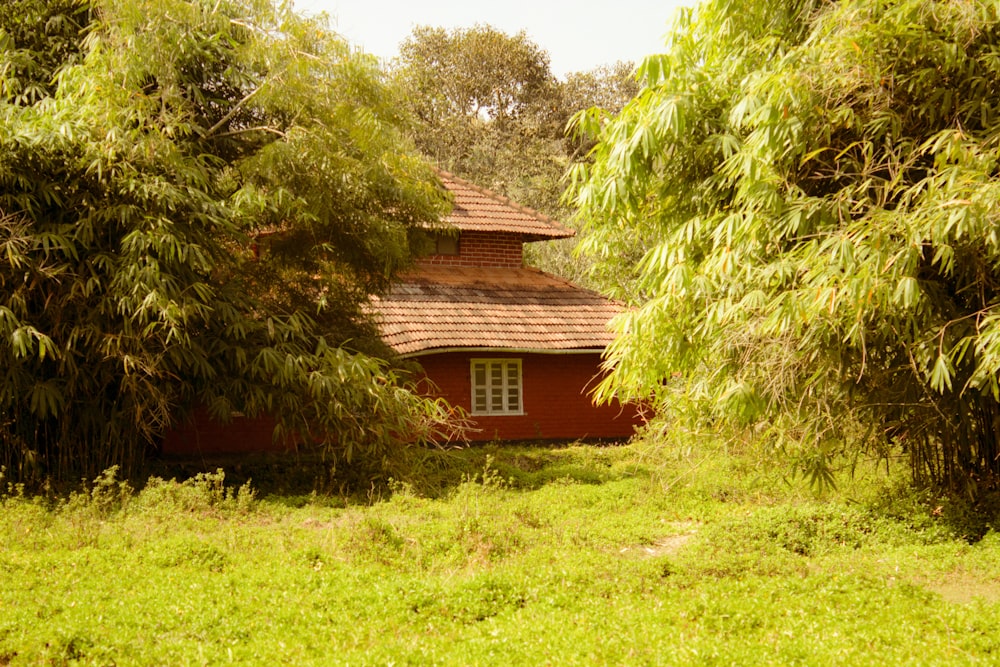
[438,170,574,241]
[373,265,622,356]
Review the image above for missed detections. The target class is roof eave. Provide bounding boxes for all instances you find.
[521,231,575,242]
[396,345,609,359]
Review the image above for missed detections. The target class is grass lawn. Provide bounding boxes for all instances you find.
[2,438,999,665]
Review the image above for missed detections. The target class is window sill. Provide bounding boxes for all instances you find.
[471,412,525,417]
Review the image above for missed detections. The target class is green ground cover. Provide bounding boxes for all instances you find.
[2,439,999,665]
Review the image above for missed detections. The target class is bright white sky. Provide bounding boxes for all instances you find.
[292,0,693,78]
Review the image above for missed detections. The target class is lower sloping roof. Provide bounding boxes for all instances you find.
[373,266,622,356]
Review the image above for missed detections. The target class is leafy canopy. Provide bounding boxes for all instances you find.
[0,0,454,481]
[572,0,1000,492]
[394,25,562,211]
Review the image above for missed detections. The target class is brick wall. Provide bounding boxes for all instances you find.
[419,231,523,268]
[160,409,297,456]
[416,351,644,441]
[160,350,643,455]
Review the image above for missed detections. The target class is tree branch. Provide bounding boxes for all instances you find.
[201,84,266,139]
[213,125,288,139]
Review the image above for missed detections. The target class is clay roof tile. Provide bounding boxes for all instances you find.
[372,266,623,356]
[437,170,574,240]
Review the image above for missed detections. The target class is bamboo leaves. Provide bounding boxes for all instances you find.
[0,0,454,481]
[573,0,1000,492]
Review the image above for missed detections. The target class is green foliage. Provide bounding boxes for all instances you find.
[397,25,555,128]
[0,0,91,105]
[0,0,457,481]
[560,61,641,161]
[131,469,257,517]
[524,60,639,281]
[572,0,1000,494]
[395,25,565,213]
[2,442,1000,664]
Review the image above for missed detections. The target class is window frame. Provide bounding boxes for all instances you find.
[470,358,523,416]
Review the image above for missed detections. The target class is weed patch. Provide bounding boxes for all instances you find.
[144,537,231,571]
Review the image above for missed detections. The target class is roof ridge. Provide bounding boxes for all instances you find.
[436,168,575,238]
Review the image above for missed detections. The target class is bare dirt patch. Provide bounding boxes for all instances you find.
[923,575,1000,604]
[621,522,699,557]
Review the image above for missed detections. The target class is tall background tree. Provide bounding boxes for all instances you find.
[395,25,563,213]
[0,0,454,482]
[573,0,1000,495]
[394,25,638,283]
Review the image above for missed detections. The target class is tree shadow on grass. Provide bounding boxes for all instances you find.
[387,440,650,498]
[145,440,648,503]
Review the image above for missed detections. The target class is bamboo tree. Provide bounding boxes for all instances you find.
[572,0,1000,494]
[0,0,455,482]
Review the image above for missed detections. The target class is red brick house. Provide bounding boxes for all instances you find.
[373,171,643,441]
[162,171,641,455]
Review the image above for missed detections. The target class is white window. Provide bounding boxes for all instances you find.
[471,359,522,415]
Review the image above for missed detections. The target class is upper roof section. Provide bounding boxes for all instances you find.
[437,170,574,241]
